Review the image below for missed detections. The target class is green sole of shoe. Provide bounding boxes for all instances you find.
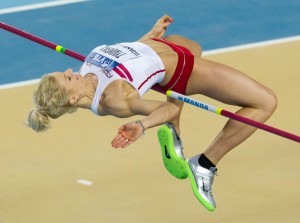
[157,125,187,179]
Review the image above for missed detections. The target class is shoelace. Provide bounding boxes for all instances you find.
[209,167,218,176]
[203,169,218,194]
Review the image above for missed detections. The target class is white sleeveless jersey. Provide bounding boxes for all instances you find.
[80,42,166,115]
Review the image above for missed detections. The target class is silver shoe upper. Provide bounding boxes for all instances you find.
[166,123,185,159]
[188,155,217,208]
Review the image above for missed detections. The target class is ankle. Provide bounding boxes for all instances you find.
[198,154,216,169]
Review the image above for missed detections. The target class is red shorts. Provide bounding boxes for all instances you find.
[151,38,194,94]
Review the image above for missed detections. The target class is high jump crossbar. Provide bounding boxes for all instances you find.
[1,22,299,143]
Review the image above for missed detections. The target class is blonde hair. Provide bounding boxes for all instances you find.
[26,74,77,132]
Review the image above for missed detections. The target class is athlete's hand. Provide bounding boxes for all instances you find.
[152,14,173,38]
[111,121,145,148]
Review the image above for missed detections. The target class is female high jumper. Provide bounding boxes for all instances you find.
[26,14,277,211]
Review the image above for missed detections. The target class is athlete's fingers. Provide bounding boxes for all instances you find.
[121,139,133,148]
[160,14,173,23]
[160,15,173,31]
[112,133,123,142]
[112,132,134,148]
[112,139,125,148]
[116,138,131,149]
[111,134,125,148]
[157,14,173,26]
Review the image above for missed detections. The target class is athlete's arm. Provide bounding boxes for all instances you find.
[103,96,179,123]
[166,96,184,136]
[108,97,180,148]
[138,14,173,41]
[127,98,180,130]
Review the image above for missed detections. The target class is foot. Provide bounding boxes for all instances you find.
[185,155,217,211]
[157,123,187,179]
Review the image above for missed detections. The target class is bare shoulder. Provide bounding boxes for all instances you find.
[99,81,139,117]
[99,95,131,118]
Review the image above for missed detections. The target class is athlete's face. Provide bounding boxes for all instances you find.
[53,69,83,92]
[52,68,86,105]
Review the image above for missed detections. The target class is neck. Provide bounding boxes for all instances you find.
[75,76,98,110]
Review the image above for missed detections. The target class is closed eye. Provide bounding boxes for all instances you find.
[64,73,71,82]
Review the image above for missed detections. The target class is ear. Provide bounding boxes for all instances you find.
[69,95,79,105]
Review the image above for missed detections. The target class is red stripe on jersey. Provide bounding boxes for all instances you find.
[138,69,166,90]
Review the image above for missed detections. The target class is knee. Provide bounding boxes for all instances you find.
[263,89,278,117]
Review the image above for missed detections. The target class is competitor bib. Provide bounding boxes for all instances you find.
[85,44,141,71]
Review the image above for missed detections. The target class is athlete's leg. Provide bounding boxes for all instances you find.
[186,58,277,165]
[162,35,202,134]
